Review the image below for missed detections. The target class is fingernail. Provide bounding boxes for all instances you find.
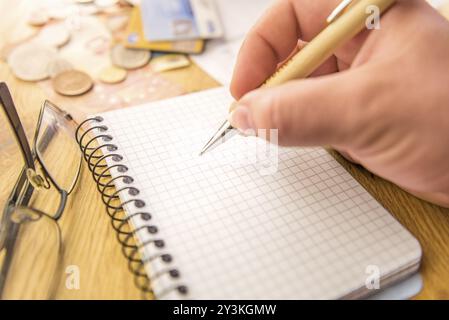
[229,105,255,135]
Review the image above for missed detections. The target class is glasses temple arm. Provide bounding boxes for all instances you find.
[0,82,35,170]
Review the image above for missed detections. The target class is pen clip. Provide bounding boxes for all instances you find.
[326,0,355,24]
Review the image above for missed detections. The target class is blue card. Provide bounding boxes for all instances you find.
[141,0,200,41]
[140,0,223,41]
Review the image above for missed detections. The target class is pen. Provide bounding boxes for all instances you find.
[199,0,396,156]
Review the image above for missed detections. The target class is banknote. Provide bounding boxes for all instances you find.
[140,0,223,41]
[125,6,204,54]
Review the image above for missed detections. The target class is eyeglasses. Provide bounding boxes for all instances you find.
[0,82,82,299]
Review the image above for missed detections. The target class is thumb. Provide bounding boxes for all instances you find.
[229,67,373,148]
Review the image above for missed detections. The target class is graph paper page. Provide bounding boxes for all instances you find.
[98,87,421,299]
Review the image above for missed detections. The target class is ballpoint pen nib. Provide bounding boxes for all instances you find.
[198,148,207,156]
[199,120,233,156]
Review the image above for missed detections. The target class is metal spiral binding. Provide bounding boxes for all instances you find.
[75,116,188,299]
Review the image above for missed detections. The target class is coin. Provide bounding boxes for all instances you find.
[37,24,71,48]
[28,10,49,27]
[106,15,129,32]
[8,43,57,81]
[99,65,127,84]
[52,70,93,96]
[47,58,74,78]
[0,43,15,61]
[95,0,119,7]
[111,44,151,70]
[47,5,72,20]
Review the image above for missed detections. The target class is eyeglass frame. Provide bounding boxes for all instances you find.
[0,82,82,297]
[0,82,82,218]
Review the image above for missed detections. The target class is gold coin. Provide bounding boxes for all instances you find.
[99,65,127,84]
[52,70,93,96]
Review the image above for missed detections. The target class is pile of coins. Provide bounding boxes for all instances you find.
[7,23,96,97]
[4,0,153,97]
[97,43,153,84]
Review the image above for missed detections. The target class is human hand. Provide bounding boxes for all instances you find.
[229,0,449,207]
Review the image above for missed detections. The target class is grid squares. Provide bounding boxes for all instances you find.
[98,87,421,299]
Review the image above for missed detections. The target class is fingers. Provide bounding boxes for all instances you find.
[229,67,373,148]
[335,148,361,164]
[230,0,300,99]
[402,188,449,209]
[230,0,342,99]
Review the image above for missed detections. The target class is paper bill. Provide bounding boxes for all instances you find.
[140,0,223,41]
[125,6,204,54]
[39,65,185,121]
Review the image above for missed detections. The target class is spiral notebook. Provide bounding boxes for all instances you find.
[79,87,422,299]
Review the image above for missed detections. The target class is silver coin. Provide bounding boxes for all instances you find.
[37,24,71,48]
[47,5,72,20]
[8,43,57,81]
[95,0,119,8]
[47,58,74,78]
[111,44,151,70]
[27,10,49,27]
[106,15,129,32]
[0,43,15,62]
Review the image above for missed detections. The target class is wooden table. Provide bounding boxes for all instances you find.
[1,1,448,300]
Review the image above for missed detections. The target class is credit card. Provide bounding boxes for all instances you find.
[140,0,223,41]
[125,6,205,54]
[190,0,223,39]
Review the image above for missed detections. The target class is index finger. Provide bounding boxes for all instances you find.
[230,0,341,99]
